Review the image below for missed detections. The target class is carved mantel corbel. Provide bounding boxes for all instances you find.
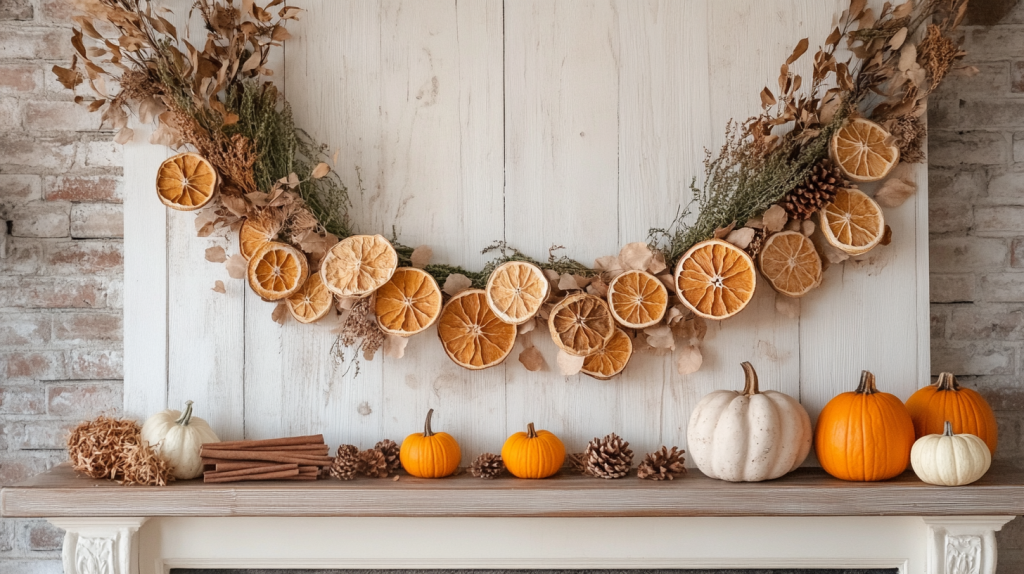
[47,518,148,574]
[922,516,1016,574]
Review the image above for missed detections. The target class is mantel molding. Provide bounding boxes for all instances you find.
[922,516,1015,574]
[48,518,148,574]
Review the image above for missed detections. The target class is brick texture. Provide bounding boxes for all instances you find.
[929,2,1024,569]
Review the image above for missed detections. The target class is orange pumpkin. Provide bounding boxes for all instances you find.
[399,409,461,478]
[501,422,565,479]
[906,372,997,454]
[815,371,916,481]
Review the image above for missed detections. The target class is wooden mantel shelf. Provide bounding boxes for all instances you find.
[3,463,1024,518]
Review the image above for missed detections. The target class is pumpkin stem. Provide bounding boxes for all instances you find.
[856,371,879,395]
[944,421,954,437]
[175,400,194,426]
[527,422,537,439]
[936,372,961,392]
[423,408,435,437]
[740,362,760,396]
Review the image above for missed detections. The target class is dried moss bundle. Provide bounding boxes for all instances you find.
[66,416,170,486]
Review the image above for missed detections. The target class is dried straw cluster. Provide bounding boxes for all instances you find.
[66,416,171,486]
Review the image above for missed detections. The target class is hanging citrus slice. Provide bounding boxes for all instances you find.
[674,239,756,320]
[374,267,443,336]
[155,152,219,211]
[758,231,822,298]
[286,272,334,324]
[548,293,615,357]
[829,117,900,183]
[320,234,398,298]
[820,187,886,255]
[437,289,517,370]
[485,261,550,325]
[606,269,668,329]
[247,241,309,301]
[581,328,633,380]
[239,216,280,260]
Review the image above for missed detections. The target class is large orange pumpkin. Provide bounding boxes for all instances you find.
[399,409,461,478]
[815,371,916,481]
[501,422,565,479]
[906,372,997,454]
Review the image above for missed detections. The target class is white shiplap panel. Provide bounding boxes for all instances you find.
[376,0,507,462]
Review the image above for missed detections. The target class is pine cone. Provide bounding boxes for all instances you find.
[584,433,633,479]
[374,439,402,473]
[780,159,849,220]
[468,453,505,479]
[330,444,360,481]
[745,228,767,260]
[565,452,588,475]
[637,446,687,481]
[358,448,390,478]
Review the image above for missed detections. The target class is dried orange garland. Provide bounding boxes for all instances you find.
[58,0,970,378]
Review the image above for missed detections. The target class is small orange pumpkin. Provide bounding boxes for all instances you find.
[501,422,565,479]
[399,409,461,478]
[815,371,916,482]
[906,372,998,454]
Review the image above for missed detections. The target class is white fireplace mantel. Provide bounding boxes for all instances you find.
[3,464,1021,574]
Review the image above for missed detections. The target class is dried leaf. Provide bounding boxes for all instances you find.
[676,345,703,375]
[786,38,809,65]
[898,44,918,72]
[556,350,585,376]
[594,255,624,279]
[586,277,609,298]
[892,1,914,19]
[225,254,247,279]
[776,295,801,319]
[619,242,654,271]
[725,227,756,250]
[647,251,667,275]
[519,345,546,372]
[644,325,675,352]
[400,245,430,269]
[221,195,249,218]
[760,87,777,108]
[384,334,408,359]
[880,225,893,246]
[763,205,788,233]
[311,162,330,179]
[518,318,536,335]
[744,216,765,230]
[52,64,83,90]
[271,302,289,325]
[205,245,227,263]
[114,127,134,144]
[802,220,815,237]
[874,177,917,208]
[443,273,472,296]
[889,27,908,50]
[212,280,226,294]
[558,273,581,291]
[825,26,842,47]
[713,221,737,239]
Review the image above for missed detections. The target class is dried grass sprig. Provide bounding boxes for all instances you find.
[66,416,170,486]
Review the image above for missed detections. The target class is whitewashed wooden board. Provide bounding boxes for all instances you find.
[124,0,930,463]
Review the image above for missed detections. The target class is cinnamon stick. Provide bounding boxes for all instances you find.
[204,468,300,483]
[245,445,330,452]
[199,450,333,465]
[214,461,278,472]
[207,435,324,450]
[280,474,318,481]
[205,464,298,479]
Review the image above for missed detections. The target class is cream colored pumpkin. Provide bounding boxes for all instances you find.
[911,421,991,486]
[687,362,812,482]
[141,400,220,479]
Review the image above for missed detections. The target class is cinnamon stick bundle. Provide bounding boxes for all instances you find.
[200,435,330,483]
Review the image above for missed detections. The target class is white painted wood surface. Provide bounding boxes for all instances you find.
[123,0,930,463]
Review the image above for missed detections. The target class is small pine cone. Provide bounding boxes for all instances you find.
[330,444,360,481]
[584,433,634,479]
[637,446,687,481]
[468,453,505,479]
[358,448,390,478]
[745,228,767,260]
[374,439,402,473]
[565,452,588,475]
[780,159,849,220]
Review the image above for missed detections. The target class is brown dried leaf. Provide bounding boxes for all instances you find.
[53,64,83,90]
[619,242,654,271]
[205,245,227,263]
[271,302,289,325]
[892,0,914,19]
[744,216,765,230]
[225,254,247,279]
[786,38,809,65]
[880,225,893,246]
[594,255,624,280]
[875,177,916,208]
[519,345,546,372]
[518,318,537,335]
[556,350,585,376]
[212,280,226,294]
[384,334,408,359]
[586,277,609,298]
[647,251,667,275]
[221,195,249,218]
[114,127,134,145]
[558,273,580,292]
[898,44,918,73]
[443,273,472,297]
[763,205,788,233]
[311,162,330,179]
[802,220,815,237]
[825,26,842,47]
[644,325,675,352]
[760,87,777,108]
[410,245,432,268]
[676,345,703,375]
[713,221,737,239]
[725,227,756,250]
[889,27,908,50]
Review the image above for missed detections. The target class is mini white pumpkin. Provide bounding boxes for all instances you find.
[687,362,812,482]
[911,421,991,486]
[141,400,220,480]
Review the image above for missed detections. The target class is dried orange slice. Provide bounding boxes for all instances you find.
[820,188,885,255]
[829,118,899,183]
[320,234,398,298]
[156,152,218,211]
[485,261,549,325]
[548,293,615,357]
[758,231,822,298]
[247,241,309,301]
[674,239,756,320]
[606,269,668,329]
[286,272,334,323]
[437,289,517,370]
[374,267,443,336]
[581,328,633,380]
[239,217,280,260]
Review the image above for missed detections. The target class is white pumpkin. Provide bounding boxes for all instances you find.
[687,362,812,482]
[911,421,991,486]
[141,400,220,480]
